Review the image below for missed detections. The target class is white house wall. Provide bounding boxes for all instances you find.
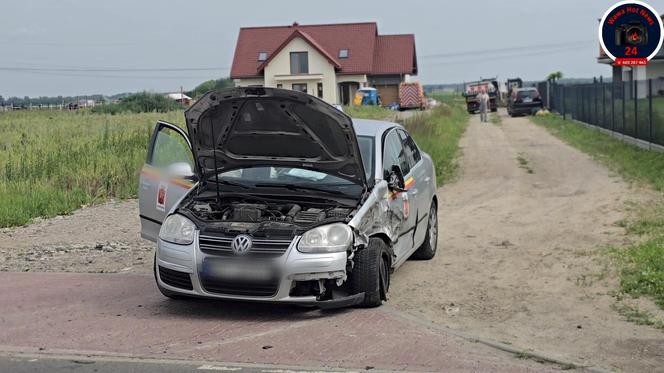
[264,37,338,104]
[234,78,264,87]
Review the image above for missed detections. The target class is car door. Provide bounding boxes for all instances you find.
[398,129,430,248]
[139,121,196,242]
[382,129,419,261]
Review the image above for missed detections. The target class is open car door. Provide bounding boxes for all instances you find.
[138,121,196,242]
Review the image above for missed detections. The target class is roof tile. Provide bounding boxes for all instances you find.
[230,22,416,78]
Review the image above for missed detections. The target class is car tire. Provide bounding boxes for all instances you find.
[411,201,438,260]
[153,255,189,300]
[349,238,390,307]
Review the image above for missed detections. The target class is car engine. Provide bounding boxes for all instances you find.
[185,199,352,226]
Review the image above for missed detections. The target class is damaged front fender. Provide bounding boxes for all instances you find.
[348,180,404,249]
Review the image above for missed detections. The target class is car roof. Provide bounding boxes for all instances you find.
[352,118,401,138]
[516,87,538,91]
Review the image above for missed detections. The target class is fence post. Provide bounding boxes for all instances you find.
[562,85,566,120]
[611,83,615,131]
[621,82,626,135]
[635,79,638,140]
[594,81,598,126]
[602,82,606,128]
[649,79,653,148]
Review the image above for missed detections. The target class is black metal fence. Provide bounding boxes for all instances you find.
[538,79,664,147]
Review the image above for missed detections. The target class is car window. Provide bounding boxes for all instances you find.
[357,135,374,182]
[383,130,410,178]
[398,129,421,168]
[150,127,193,169]
[517,90,539,99]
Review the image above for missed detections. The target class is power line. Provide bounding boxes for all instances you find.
[0,66,230,72]
[8,70,216,80]
[419,40,596,59]
[419,44,592,67]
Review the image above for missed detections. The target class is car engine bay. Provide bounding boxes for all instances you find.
[183,197,353,227]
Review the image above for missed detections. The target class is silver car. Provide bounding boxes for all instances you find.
[138,87,438,308]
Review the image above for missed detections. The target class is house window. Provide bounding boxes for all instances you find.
[290,52,309,74]
[292,83,307,93]
[258,52,268,61]
[317,82,323,98]
[276,84,283,89]
[339,49,349,58]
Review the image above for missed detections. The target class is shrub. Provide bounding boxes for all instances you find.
[91,92,181,114]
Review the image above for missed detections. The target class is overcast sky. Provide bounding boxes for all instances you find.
[2,0,664,97]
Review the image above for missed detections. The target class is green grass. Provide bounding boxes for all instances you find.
[612,302,664,330]
[399,95,469,182]
[516,152,534,174]
[343,105,391,120]
[532,113,664,312]
[0,109,184,227]
[490,112,502,125]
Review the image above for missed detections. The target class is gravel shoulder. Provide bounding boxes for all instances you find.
[390,110,664,372]
[0,200,152,274]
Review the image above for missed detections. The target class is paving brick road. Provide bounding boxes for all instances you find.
[0,272,555,372]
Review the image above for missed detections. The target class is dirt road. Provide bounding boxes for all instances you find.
[391,110,664,372]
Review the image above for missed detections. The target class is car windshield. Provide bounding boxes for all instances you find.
[208,136,374,196]
[517,90,538,99]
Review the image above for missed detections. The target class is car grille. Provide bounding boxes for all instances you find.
[200,277,280,297]
[158,266,193,290]
[198,234,292,258]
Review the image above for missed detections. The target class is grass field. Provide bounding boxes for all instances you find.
[0,110,184,227]
[0,95,468,228]
[399,95,469,182]
[532,113,664,312]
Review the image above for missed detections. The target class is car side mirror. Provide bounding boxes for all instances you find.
[166,162,197,181]
[387,165,406,192]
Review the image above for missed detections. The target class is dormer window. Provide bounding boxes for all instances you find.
[258,52,268,61]
[339,49,349,58]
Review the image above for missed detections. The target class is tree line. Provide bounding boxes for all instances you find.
[0,77,234,108]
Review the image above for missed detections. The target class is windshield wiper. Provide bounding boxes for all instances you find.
[214,179,251,189]
[254,183,347,196]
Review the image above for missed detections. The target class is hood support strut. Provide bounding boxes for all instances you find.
[210,110,221,206]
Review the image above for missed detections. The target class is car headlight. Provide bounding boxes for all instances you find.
[159,214,196,245]
[297,223,352,253]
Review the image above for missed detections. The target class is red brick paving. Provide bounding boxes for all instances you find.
[0,272,553,372]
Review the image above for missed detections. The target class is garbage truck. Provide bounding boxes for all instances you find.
[463,80,497,114]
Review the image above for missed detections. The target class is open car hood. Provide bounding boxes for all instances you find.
[184,87,367,187]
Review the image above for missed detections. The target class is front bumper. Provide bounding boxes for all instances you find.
[155,232,349,305]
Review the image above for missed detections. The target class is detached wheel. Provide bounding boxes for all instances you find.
[153,255,188,300]
[411,201,438,260]
[350,238,390,307]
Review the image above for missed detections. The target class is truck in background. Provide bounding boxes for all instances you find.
[463,80,498,114]
[398,82,426,110]
[353,87,381,106]
[506,78,523,96]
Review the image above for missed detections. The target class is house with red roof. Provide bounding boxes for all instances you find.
[230,22,418,105]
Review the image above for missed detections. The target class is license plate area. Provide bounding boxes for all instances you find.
[201,258,278,282]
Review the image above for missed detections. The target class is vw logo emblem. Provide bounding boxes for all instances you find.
[231,234,252,255]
